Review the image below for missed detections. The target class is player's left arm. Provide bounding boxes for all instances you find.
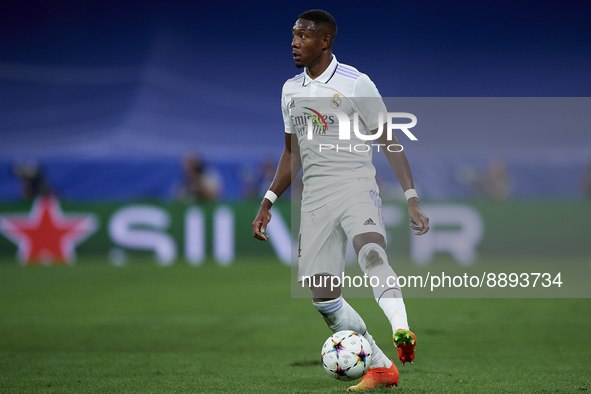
[374,125,429,235]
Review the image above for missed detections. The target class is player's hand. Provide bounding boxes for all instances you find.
[408,198,429,235]
[252,201,272,241]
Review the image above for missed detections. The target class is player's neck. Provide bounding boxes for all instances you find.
[306,52,333,80]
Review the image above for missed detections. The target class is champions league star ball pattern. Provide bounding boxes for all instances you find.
[321,330,372,381]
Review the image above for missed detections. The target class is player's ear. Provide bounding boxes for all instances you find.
[322,34,332,50]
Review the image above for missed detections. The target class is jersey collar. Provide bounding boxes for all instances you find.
[303,55,338,86]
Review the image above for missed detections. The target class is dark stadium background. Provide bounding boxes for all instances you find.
[1,0,590,201]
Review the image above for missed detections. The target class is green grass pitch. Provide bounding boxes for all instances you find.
[0,257,589,393]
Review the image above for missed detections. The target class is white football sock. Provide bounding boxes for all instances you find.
[313,296,392,368]
[377,298,409,332]
[358,243,410,332]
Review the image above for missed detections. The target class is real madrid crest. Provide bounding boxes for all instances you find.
[330,93,342,109]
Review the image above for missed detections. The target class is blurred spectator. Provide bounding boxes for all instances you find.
[455,159,511,200]
[12,161,52,200]
[175,154,221,202]
[481,160,511,200]
[240,159,278,200]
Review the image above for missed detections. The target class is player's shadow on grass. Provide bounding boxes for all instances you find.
[289,360,322,367]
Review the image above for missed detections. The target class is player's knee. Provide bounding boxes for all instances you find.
[352,232,385,254]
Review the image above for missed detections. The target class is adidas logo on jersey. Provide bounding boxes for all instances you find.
[363,218,376,225]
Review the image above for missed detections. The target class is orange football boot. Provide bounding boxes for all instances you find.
[346,361,398,391]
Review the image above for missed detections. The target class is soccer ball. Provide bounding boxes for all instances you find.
[321,330,372,381]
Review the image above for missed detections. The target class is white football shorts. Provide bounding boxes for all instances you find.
[296,186,386,282]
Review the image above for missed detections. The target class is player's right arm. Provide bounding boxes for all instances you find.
[252,133,301,241]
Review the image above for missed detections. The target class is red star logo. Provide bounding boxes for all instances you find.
[0,196,98,265]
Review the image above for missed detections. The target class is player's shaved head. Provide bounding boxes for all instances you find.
[298,9,337,46]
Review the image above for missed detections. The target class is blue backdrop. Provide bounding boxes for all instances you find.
[1,0,590,200]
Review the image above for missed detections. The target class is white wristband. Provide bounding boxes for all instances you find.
[264,190,278,204]
[404,188,418,201]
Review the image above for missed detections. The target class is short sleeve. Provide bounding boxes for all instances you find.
[353,74,388,131]
[281,87,295,134]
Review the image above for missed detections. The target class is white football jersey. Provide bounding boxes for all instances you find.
[281,55,388,210]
